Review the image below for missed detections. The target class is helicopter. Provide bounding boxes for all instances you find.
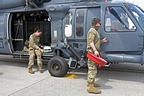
[0,0,144,77]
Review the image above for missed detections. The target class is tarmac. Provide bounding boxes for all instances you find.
[0,55,144,96]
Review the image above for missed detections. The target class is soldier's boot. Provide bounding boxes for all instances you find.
[28,67,34,74]
[87,84,101,94]
[38,64,43,73]
[94,83,100,87]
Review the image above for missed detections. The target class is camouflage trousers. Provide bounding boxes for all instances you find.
[28,49,42,68]
[87,59,97,84]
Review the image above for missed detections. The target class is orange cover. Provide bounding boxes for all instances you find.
[87,51,107,67]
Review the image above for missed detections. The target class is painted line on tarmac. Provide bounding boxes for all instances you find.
[48,73,77,79]
[64,73,77,79]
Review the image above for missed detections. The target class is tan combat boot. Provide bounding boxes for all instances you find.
[94,83,100,87]
[28,67,34,74]
[38,64,43,73]
[87,84,101,94]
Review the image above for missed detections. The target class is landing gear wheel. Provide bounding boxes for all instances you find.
[48,56,68,77]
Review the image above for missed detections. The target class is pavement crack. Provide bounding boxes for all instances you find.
[8,77,49,96]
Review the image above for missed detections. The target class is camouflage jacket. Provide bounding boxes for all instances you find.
[28,33,40,50]
[87,26,102,52]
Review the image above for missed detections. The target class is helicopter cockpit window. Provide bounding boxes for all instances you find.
[76,11,84,37]
[64,12,73,37]
[105,6,136,32]
[127,4,144,30]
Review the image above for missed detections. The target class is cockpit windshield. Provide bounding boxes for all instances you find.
[126,4,144,29]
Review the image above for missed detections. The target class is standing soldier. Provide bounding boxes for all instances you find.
[28,27,43,74]
[87,18,108,94]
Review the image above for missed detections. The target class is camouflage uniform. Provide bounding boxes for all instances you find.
[87,26,101,84]
[28,33,42,69]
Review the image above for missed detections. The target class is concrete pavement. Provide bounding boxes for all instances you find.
[0,55,144,96]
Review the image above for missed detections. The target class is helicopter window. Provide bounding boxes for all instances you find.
[65,12,72,25]
[105,6,136,32]
[76,11,84,37]
[127,4,144,30]
[64,12,73,37]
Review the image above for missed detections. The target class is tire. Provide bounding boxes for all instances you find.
[48,56,68,77]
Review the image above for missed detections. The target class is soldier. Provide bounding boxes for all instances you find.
[87,18,108,94]
[28,27,43,74]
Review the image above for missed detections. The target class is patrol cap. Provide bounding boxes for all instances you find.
[92,18,101,26]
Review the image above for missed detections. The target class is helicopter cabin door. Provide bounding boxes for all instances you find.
[0,13,12,54]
